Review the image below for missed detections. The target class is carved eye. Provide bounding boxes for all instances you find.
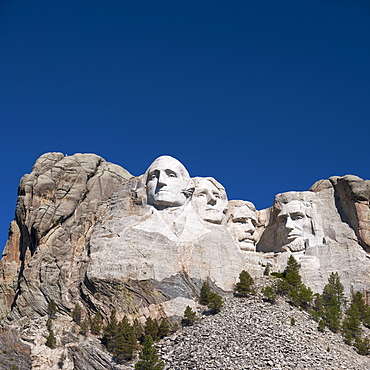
[166,171,177,178]
[292,214,304,220]
[197,192,206,197]
[213,193,220,199]
[279,216,287,224]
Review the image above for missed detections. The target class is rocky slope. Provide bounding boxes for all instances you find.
[157,286,370,370]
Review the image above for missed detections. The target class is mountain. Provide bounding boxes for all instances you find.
[0,152,369,369]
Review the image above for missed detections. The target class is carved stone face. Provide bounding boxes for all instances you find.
[192,178,227,224]
[146,156,190,209]
[277,200,312,243]
[227,201,257,251]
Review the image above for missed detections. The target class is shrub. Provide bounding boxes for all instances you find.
[290,317,296,326]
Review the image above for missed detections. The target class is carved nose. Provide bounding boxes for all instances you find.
[285,217,294,230]
[208,195,217,205]
[157,173,167,186]
[245,219,255,234]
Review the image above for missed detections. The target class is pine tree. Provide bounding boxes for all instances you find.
[135,335,164,370]
[261,286,277,304]
[46,317,52,331]
[113,316,138,363]
[263,265,270,276]
[285,255,300,274]
[322,272,346,332]
[72,303,82,325]
[351,291,370,327]
[102,310,119,349]
[46,329,57,348]
[79,319,89,336]
[235,270,255,297]
[207,291,223,314]
[133,318,144,342]
[199,281,212,305]
[182,305,197,326]
[144,317,159,341]
[47,299,57,319]
[158,318,170,339]
[90,311,103,335]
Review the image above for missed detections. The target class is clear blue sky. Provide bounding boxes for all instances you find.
[1,1,369,252]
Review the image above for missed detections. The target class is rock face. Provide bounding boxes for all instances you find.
[0,152,132,319]
[0,153,370,368]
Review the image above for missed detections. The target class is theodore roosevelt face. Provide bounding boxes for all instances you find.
[146,156,191,209]
[227,201,257,251]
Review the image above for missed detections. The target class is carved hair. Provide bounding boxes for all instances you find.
[192,177,227,199]
[225,199,256,224]
[273,191,316,218]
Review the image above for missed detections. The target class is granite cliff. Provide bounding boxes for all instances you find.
[0,152,369,369]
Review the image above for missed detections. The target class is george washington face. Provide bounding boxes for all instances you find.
[146,156,191,209]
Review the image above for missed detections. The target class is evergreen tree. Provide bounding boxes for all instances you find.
[263,265,270,276]
[182,306,197,326]
[135,335,164,370]
[79,319,89,336]
[72,303,82,325]
[355,336,370,356]
[235,270,255,297]
[46,329,57,348]
[207,291,223,314]
[199,281,212,305]
[102,310,119,348]
[47,299,57,319]
[285,255,300,274]
[158,318,170,339]
[113,316,138,363]
[90,311,103,335]
[285,270,302,288]
[275,278,291,296]
[144,317,159,341]
[322,272,346,309]
[261,286,277,304]
[133,318,144,342]
[342,301,361,345]
[351,291,370,327]
[322,272,345,332]
[46,317,52,331]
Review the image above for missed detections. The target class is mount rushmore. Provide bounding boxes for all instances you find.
[0,152,369,325]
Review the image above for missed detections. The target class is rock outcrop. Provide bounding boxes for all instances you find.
[0,153,369,368]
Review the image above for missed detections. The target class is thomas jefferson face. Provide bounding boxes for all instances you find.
[227,203,257,251]
[192,178,227,224]
[146,156,190,209]
[277,200,311,243]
